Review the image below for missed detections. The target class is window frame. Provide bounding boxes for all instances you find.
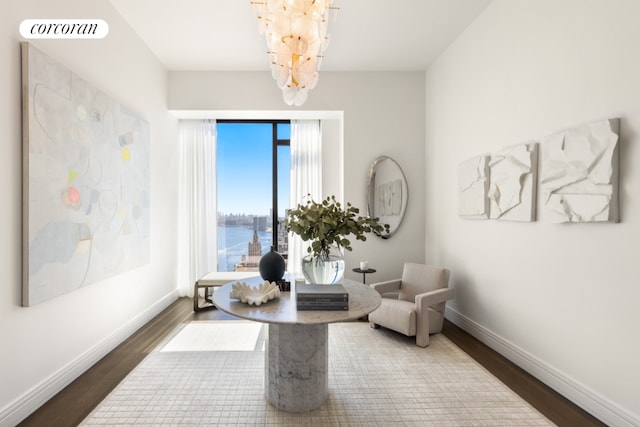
[216,119,290,255]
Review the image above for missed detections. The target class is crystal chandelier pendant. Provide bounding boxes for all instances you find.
[252,0,338,106]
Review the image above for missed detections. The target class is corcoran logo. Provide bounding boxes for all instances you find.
[20,19,109,39]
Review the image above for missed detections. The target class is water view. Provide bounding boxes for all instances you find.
[217,225,273,272]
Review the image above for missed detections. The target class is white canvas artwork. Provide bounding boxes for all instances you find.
[488,142,537,221]
[22,43,150,306]
[377,179,403,216]
[539,119,619,223]
[457,155,489,219]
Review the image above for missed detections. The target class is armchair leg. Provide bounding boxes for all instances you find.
[416,331,429,347]
[370,321,380,329]
[415,317,431,348]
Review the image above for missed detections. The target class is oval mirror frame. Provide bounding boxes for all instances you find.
[366,156,408,239]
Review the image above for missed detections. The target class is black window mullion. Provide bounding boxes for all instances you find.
[272,123,278,250]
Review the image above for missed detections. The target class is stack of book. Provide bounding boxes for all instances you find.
[296,283,349,310]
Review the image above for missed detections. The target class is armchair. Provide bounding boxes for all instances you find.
[369,263,453,347]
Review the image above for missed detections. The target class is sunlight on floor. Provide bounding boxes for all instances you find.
[159,320,263,352]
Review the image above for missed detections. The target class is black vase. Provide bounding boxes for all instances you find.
[259,246,285,282]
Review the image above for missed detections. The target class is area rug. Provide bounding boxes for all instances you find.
[81,321,554,426]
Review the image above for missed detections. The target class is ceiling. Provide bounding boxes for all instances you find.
[110,0,492,72]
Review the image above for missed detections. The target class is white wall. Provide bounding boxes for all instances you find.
[0,1,179,424]
[425,0,640,425]
[169,71,426,283]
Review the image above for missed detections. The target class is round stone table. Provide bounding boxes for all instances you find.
[213,277,381,412]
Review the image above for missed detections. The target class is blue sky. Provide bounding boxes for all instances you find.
[217,122,290,217]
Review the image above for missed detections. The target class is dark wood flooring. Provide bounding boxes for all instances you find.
[19,297,606,427]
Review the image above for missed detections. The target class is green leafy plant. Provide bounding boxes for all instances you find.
[285,195,390,259]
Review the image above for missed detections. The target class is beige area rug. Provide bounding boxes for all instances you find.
[81,321,554,426]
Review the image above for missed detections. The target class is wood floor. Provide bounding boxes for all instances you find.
[19,297,606,427]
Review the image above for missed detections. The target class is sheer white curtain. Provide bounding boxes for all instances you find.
[288,119,322,276]
[177,120,217,297]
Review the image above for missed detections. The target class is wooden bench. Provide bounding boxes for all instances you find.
[193,271,259,312]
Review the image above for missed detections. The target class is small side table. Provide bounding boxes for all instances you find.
[352,267,376,284]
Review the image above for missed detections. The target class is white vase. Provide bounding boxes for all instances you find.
[301,245,345,284]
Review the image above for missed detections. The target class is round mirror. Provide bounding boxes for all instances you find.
[366,156,408,239]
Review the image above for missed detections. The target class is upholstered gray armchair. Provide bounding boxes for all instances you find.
[369,263,454,347]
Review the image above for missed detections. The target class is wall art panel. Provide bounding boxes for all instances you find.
[21,43,150,306]
[488,142,537,221]
[457,155,489,219]
[539,119,619,223]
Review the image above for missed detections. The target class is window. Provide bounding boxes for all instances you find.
[216,121,290,272]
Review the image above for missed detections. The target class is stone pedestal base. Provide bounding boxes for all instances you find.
[265,323,328,412]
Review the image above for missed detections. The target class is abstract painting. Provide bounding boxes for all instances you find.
[539,119,619,223]
[21,43,150,306]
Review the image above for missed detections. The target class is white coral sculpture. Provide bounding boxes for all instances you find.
[229,281,281,306]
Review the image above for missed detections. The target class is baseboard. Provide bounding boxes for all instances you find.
[445,307,639,427]
[0,290,179,427]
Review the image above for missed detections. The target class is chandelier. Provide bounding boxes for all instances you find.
[252,0,338,106]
